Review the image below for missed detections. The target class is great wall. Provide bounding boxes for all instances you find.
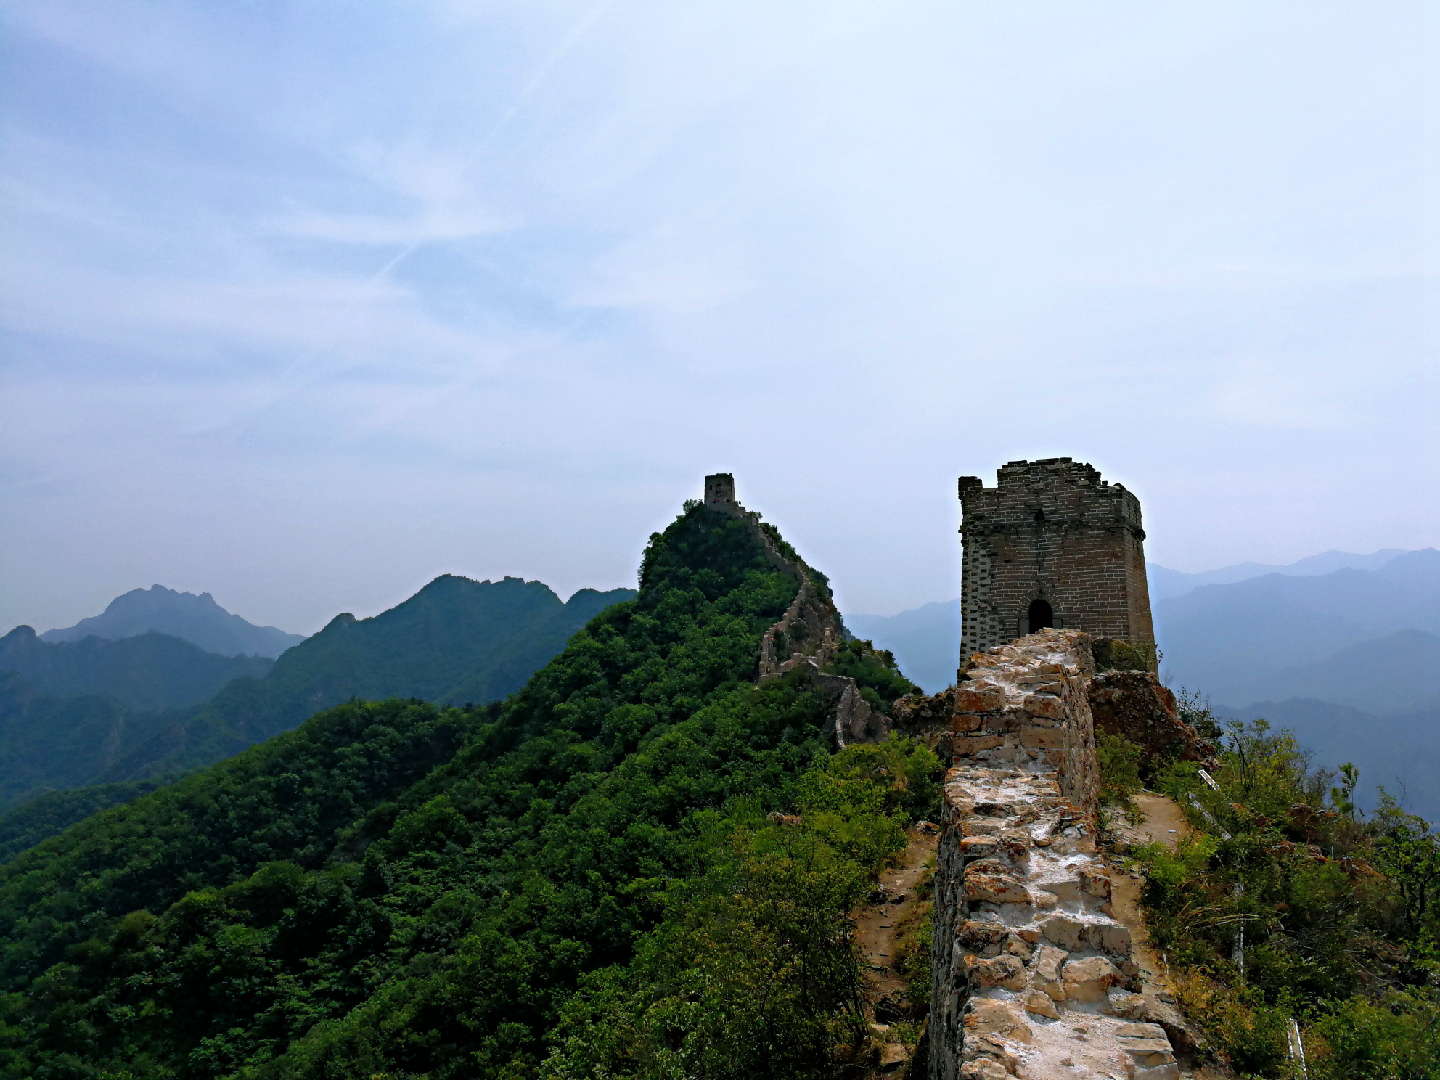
[926,629,1194,1080]
[705,472,888,745]
[705,460,1211,1078]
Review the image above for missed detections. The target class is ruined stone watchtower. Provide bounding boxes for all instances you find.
[958,458,1155,662]
[704,472,738,512]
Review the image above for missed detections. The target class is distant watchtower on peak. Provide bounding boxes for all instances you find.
[704,472,738,512]
[958,458,1155,662]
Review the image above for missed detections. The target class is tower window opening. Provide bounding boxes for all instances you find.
[1028,598,1054,632]
[1034,510,1045,524]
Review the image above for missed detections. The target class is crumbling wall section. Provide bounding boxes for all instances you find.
[701,475,884,747]
[949,629,1098,810]
[891,686,958,758]
[930,630,1183,1080]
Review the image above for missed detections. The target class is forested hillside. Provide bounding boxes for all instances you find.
[0,577,634,830]
[0,673,181,811]
[0,778,176,862]
[0,503,929,1078]
[0,626,273,710]
[100,575,637,784]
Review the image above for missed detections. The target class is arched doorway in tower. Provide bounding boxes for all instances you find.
[1028,598,1054,633]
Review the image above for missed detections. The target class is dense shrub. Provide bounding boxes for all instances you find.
[1134,718,1440,1077]
[542,741,934,1080]
[1097,733,1143,810]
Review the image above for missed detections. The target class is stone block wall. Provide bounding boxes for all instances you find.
[930,630,1183,1079]
[958,459,1155,665]
[949,629,1099,809]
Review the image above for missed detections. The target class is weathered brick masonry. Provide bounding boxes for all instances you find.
[958,459,1155,663]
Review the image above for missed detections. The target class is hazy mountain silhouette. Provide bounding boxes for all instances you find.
[0,626,273,711]
[1147,548,1413,601]
[1155,549,1440,708]
[0,575,636,818]
[1227,629,1440,715]
[39,585,303,658]
[846,600,960,694]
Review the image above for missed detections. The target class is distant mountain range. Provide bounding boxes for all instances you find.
[846,602,960,695]
[39,585,304,658]
[0,627,273,711]
[0,576,635,825]
[1146,548,1414,601]
[1153,549,1440,710]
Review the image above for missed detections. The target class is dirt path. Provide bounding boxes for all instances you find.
[1108,791,1233,1080]
[1110,791,1191,996]
[855,824,938,1003]
[846,824,938,1076]
[1131,791,1191,847]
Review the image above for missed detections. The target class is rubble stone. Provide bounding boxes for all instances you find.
[929,629,1187,1080]
[964,953,1026,991]
[1021,989,1061,1019]
[1062,955,1123,1002]
[963,1000,1032,1044]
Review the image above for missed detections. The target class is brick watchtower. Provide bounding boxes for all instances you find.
[704,472,738,512]
[958,458,1155,662]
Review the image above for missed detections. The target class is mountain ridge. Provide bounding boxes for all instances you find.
[0,499,926,1077]
[0,574,636,820]
[1147,547,1420,600]
[0,626,273,711]
[1154,549,1440,706]
[38,584,304,658]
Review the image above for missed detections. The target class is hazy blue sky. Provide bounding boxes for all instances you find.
[3,1,1437,634]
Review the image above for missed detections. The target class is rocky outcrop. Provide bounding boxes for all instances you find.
[930,630,1183,1080]
[1087,670,1215,775]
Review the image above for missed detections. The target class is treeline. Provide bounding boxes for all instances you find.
[0,504,929,1079]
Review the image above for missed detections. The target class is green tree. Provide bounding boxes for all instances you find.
[1372,791,1440,936]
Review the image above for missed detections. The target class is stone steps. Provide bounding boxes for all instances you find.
[932,631,1182,1080]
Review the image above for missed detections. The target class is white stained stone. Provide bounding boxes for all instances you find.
[1030,944,1068,1001]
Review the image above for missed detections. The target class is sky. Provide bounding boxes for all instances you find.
[2,0,1438,634]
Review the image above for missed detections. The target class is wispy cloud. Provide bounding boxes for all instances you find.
[1,0,1436,634]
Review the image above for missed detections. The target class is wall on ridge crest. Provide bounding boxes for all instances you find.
[950,629,1098,808]
[929,629,1185,1080]
[700,475,884,746]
